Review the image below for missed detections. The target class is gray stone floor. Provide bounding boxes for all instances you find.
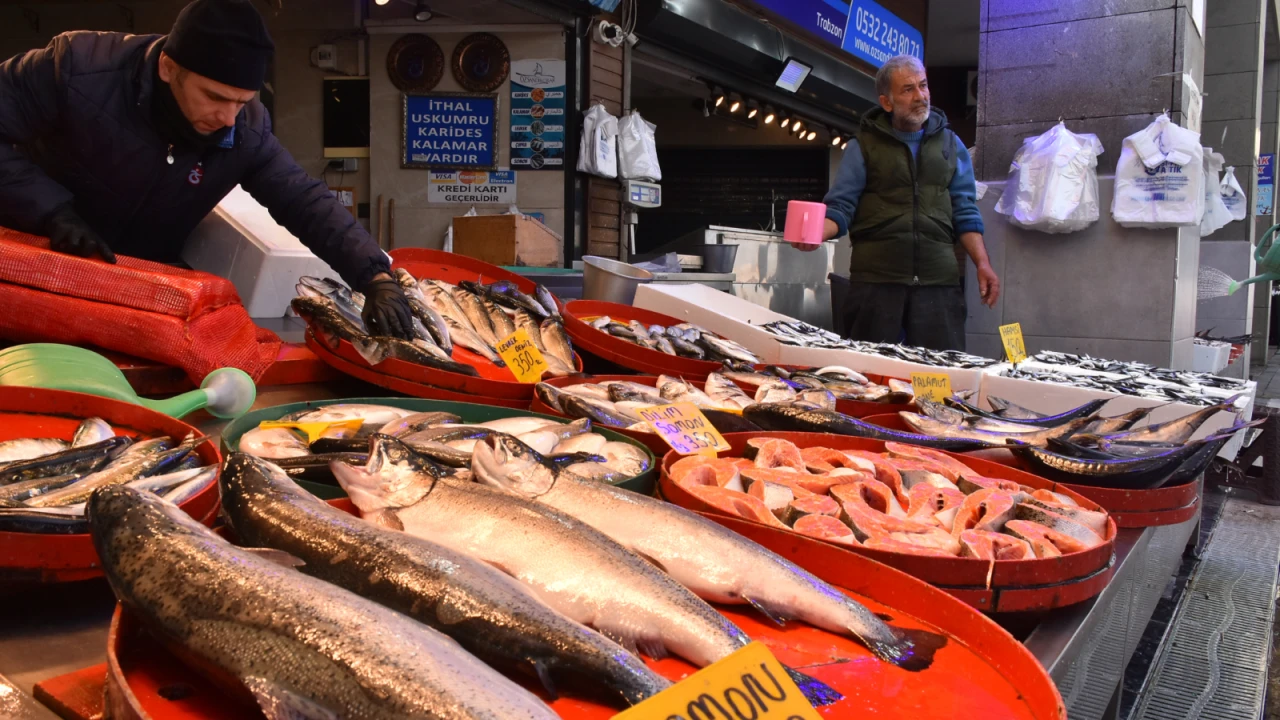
[1251,349,1280,403]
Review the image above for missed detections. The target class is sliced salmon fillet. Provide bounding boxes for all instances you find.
[792,514,859,547]
[670,456,743,491]
[779,494,841,525]
[685,485,790,529]
[880,454,962,483]
[837,494,936,541]
[1021,498,1108,536]
[959,530,1035,561]
[863,535,957,558]
[831,479,897,516]
[792,471,874,495]
[885,442,977,479]
[956,475,1025,495]
[1031,488,1079,507]
[800,447,872,474]
[1004,519,1095,557]
[883,529,962,555]
[1013,505,1106,549]
[746,477,795,519]
[842,451,908,505]
[753,439,806,472]
[951,488,1025,537]
[673,464,719,489]
[740,468,818,499]
[906,484,966,524]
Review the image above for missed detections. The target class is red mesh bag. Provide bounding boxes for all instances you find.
[0,227,280,384]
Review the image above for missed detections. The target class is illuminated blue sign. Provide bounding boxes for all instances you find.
[748,0,923,69]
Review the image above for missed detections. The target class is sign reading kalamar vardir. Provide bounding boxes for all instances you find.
[510,60,566,170]
[748,0,922,69]
[427,170,517,205]
[402,93,498,169]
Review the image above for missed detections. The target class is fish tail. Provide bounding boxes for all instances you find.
[861,626,947,672]
[782,665,842,706]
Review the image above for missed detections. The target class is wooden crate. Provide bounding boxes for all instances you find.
[452,214,562,267]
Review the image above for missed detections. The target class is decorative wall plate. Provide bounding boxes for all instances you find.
[451,33,510,92]
[387,34,444,93]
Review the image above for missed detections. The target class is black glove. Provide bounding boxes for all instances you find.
[45,204,116,263]
[361,277,414,340]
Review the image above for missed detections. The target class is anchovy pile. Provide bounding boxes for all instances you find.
[293,271,576,378]
[237,403,652,485]
[999,351,1250,406]
[721,364,915,404]
[0,417,216,533]
[536,374,771,435]
[587,316,761,364]
[900,394,1257,490]
[759,320,998,369]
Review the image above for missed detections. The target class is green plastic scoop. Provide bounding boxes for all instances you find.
[0,343,257,419]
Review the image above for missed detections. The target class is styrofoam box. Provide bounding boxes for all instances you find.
[183,185,341,318]
[633,283,988,392]
[1192,343,1231,374]
[978,366,1256,459]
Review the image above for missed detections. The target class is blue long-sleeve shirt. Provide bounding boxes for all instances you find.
[823,128,985,240]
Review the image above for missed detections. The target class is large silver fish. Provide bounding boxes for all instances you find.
[27,436,202,508]
[331,437,838,705]
[472,435,936,671]
[540,320,576,369]
[89,485,558,719]
[220,454,669,706]
[453,287,501,345]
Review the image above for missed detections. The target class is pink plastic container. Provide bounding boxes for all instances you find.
[784,200,828,245]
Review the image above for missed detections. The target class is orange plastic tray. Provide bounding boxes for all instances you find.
[562,300,729,379]
[0,388,220,584]
[862,413,1203,528]
[660,432,1117,613]
[92,499,1064,720]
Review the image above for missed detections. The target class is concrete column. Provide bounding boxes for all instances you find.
[971,1,1204,369]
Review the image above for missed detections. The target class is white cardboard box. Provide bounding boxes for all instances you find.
[1192,343,1231,374]
[183,185,342,318]
[633,283,989,392]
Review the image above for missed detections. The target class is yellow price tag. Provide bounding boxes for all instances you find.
[910,373,952,403]
[495,328,549,383]
[999,322,1028,364]
[614,642,822,720]
[257,418,364,444]
[637,402,732,456]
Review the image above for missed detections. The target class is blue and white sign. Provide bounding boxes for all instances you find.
[510,59,566,170]
[403,93,498,170]
[1258,153,1274,216]
[747,0,922,69]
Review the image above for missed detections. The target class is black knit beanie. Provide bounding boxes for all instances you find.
[163,0,275,91]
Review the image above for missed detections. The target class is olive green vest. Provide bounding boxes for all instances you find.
[848,109,960,286]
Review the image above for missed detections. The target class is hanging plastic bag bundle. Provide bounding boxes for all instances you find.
[1200,148,1232,237]
[617,110,662,181]
[577,104,619,179]
[1221,166,1248,222]
[1111,113,1205,228]
[994,122,1103,233]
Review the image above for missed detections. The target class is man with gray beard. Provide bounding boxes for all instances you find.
[813,54,999,351]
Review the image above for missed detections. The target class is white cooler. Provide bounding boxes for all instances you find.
[182,185,342,318]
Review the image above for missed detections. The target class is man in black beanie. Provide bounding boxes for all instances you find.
[0,0,414,339]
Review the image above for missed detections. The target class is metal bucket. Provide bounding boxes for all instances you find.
[582,255,654,305]
[700,243,738,274]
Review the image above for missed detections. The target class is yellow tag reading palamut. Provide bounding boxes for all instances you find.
[910,372,953,403]
[999,322,1028,364]
[638,402,732,456]
[496,328,549,384]
[613,642,822,720]
[257,418,364,444]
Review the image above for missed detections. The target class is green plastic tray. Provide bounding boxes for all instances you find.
[221,397,658,499]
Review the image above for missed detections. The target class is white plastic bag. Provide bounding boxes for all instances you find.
[444,206,477,253]
[1221,166,1247,221]
[1111,114,1205,228]
[1200,148,1232,237]
[617,110,662,181]
[577,104,618,179]
[994,122,1103,233]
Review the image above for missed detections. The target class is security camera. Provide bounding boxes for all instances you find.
[596,21,623,46]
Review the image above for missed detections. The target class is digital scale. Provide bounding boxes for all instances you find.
[623,180,661,260]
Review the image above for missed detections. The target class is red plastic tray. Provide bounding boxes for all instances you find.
[94,499,1064,720]
[563,300,729,379]
[390,248,557,305]
[862,413,1204,527]
[0,388,221,584]
[660,432,1117,613]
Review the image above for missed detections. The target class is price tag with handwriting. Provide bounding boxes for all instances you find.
[613,642,822,720]
[496,329,548,383]
[910,372,953,403]
[999,322,1028,364]
[637,402,731,455]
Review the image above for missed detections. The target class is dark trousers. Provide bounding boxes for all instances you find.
[838,282,966,351]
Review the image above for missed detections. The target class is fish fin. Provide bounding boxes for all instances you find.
[531,660,559,700]
[782,666,843,707]
[242,676,339,720]
[243,548,306,569]
[632,550,669,575]
[598,628,642,657]
[635,637,669,661]
[350,337,386,365]
[744,596,789,627]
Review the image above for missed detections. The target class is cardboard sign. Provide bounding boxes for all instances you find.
[496,329,548,383]
[613,642,822,720]
[910,373,952,403]
[637,402,731,455]
[257,419,363,444]
[999,323,1028,364]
